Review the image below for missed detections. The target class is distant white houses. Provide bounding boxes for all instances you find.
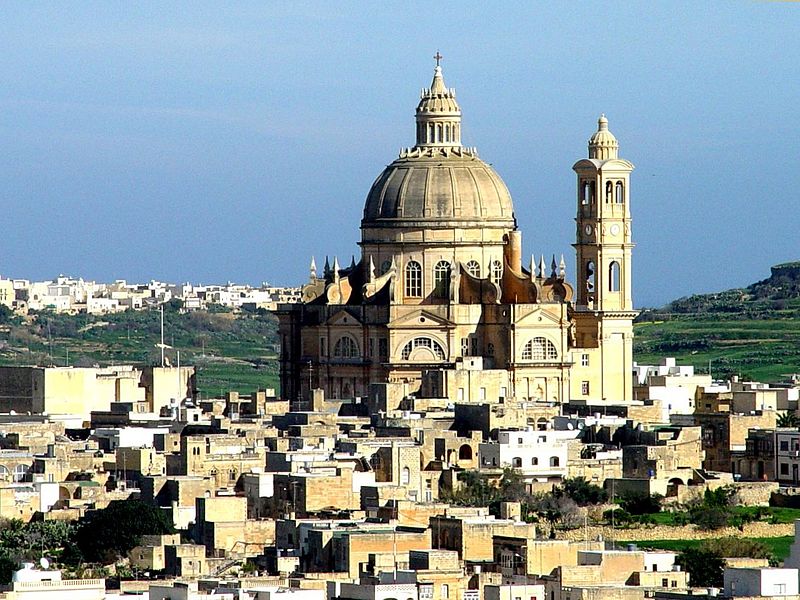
[0,274,301,314]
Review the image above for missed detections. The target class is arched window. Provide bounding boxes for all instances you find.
[550,456,560,467]
[615,181,624,204]
[605,181,613,203]
[405,261,422,297]
[334,336,360,358]
[582,182,590,205]
[401,336,446,361]
[491,260,503,283]
[586,260,596,300]
[428,123,434,144]
[0,466,8,481]
[487,342,495,357]
[433,261,451,299]
[512,457,522,468]
[459,445,473,461]
[465,260,481,277]
[401,466,410,485]
[521,337,558,361]
[531,457,539,466]
[609,261,621,292]
[436,123,443,143]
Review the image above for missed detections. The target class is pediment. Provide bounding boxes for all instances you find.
[514,306,565,327]
[390,309,453,329]
[325,309,363,327]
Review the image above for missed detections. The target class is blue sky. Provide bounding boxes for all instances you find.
[0,2,798,307]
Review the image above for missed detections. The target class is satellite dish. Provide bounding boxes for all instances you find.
[39,558,49,570]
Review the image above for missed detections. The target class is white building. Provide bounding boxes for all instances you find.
[330,572,419,600]
[484,584,545,600]
[724,567,799,597]
[633,358,711,418]
[252,588,326,600]
[6,564,105,599]
[479,427,579,481]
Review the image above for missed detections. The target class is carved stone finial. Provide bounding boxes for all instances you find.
[333,256,340,282]
[559,254,566,279]
[368,256,376,283]
[323,256,331,278]
[530,254,536,281]
[310,256,317,281]
[538,255,546,280]
[550,255,557,278]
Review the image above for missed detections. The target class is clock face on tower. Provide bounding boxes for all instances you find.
[584,224,593,236]
[610,224,620,236]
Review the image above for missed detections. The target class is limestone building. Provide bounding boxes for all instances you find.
[278,60,637,406]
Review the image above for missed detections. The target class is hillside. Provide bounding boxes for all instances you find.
[634,262,800,381]
[0,305,280,397]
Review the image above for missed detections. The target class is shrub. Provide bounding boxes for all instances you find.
[620,492,663,515]
[556,477,608,506]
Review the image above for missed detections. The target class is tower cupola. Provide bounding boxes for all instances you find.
[588,114,619,160]
[415,53,462,148]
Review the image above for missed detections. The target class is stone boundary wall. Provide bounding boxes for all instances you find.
[557,521,794,542]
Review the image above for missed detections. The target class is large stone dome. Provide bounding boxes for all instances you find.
[362,152,515,228]
[361,63,516,233]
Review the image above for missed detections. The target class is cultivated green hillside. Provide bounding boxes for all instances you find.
[0,304,280,398]
[634,262,800,381]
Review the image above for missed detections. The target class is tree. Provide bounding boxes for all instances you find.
[75,500,174,564]
[165,298,184,312]
[688,486,735,530]
[777,411,800,428]
[620,492,663,515]
[0,305,15,325]
[444,468,531,510]
[444,470,498,507]
[677,548,725,588]
[529,492,581,532]
[497,468,530,503]
[556,477,608,506]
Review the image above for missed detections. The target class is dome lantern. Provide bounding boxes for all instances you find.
[415,53,462,149]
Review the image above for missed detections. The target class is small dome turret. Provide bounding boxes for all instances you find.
[588,114,619,160]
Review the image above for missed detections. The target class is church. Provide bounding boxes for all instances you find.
[277,59,637,407]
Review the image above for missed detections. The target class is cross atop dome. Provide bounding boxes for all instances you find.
[434,50,443,66]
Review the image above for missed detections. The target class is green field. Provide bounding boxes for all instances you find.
[620,537,794,561]
[0,307,280,398]
[634,317,800,382]
[625,506,800,527]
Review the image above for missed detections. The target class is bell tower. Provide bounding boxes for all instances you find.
[571,115,637,403]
